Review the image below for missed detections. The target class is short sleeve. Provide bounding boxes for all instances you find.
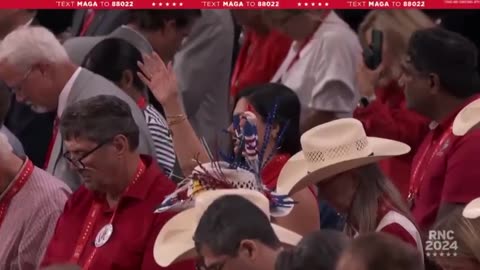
[309,30,361,113]
[442,130,480,203]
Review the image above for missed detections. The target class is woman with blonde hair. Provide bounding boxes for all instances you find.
[431,198,480,270]
[276,118,423,254]
[354,10,434,198]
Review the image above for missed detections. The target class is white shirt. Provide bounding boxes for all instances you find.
[271,12,362,118]
[57,67,82,118]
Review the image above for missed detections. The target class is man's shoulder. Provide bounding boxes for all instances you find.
[63,36,107,65]
[24,168,71,210]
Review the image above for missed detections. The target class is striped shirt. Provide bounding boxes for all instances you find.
[144,105,176,176]
[0,159,71,270]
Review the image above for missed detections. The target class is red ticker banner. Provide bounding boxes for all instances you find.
[1,0,479,8]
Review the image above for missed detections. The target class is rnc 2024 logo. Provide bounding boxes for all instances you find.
[426,230,458,257]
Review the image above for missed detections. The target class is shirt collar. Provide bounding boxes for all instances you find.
[430,94,480,132]
[0,158,31,201]
[124,155,159,200]
[92,155,160,203]
[57,67,82,118]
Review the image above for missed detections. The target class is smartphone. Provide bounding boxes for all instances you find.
[363,29,383,70]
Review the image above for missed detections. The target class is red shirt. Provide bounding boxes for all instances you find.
[230,29,292,98]
[376,202,422,253]
[261,153,317,197]
[354,82,429,197]
[261,153,290,190]
[41,156,194,270]
[411,96,480,232]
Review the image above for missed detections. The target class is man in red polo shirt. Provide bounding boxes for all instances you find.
[41,95,193,270]
[400,27,480,233]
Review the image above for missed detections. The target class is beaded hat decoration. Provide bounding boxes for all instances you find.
[155,103,295,217]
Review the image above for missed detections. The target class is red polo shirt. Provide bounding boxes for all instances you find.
[230,29,291,98]
[354,81,429,198]
[411,96,480,232]
[41,156,194,270]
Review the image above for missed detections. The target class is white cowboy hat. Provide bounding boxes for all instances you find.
[452,98,480,136]
[153,189,301,267]
[463,197,480,219]
[276,118,411,195]
[155,161,294,217]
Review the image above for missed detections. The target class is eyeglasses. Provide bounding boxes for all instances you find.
[63,139,112,170]
[10,68,32,94]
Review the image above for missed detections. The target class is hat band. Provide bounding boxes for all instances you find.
[303,136,370,164]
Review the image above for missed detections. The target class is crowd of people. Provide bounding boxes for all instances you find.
[0,8,480,270]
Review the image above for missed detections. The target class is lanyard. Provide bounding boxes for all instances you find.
[136,97,147,110]
[70,160,146,270]
[0,159,34,228]
[407,126,452,208]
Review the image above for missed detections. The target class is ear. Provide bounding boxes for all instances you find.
[110,134,130,156]
[35,62,50,76]
[239,240,258,260]
[428,73,441,95]
[270,123,281,139]
[119,70,134,90]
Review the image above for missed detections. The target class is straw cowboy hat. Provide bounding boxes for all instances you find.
[452,98,480,136]
[153,189,301,267]
[463,197,480,219]
[276,118,411,195]
[155,161,294,217]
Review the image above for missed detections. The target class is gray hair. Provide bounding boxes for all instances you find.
[60,95,139,150]
[0,26,69,72]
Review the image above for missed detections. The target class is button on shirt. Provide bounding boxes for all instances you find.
[411,96,480,232]
[41,156,194,270]
[271,12,361,118]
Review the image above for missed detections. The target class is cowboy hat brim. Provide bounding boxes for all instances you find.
[153,208,301,267]
[453,98,480,136]
[276,137,411,195]
[463,197,480,219]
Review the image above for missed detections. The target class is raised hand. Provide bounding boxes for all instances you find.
[137,52,179,106]
[357,54,385,98]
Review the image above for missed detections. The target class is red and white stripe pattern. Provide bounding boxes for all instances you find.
[0,163,70,269]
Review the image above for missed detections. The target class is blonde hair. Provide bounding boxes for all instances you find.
[358,10,434,82]
[346,164,413,236]
[434,209,480,264]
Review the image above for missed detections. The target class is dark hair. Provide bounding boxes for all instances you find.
[83,38,144,92]
[128,10,201,31]
[60,95,139,150]
[235,83,301,156]
[82,38,166,116]
[407,27,480,98]
[0,81,11,124]
[345,232,423,270]
[275,230,350,270]
[193,195,281,256]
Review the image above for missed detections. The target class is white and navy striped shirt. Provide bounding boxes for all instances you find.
[143,105,176,176]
